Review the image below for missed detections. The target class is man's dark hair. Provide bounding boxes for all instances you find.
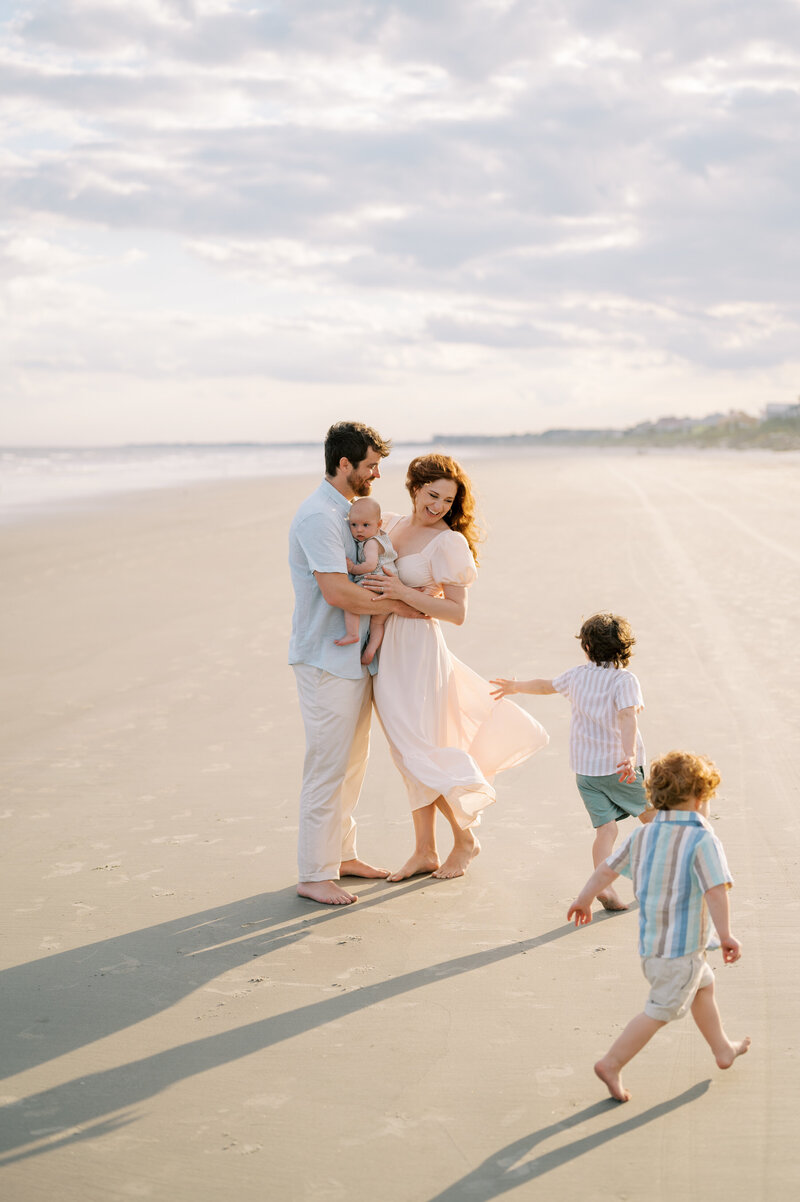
[324,421,391,476]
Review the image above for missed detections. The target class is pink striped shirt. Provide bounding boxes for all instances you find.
[552,662,645,776]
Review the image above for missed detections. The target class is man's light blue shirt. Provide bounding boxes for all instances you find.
[288,480,375,679]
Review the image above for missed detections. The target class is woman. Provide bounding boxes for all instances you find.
[366,453,548,880]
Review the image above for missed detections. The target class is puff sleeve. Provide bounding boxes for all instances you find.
[429,531,478,588]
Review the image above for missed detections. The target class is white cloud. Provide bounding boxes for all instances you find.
[1,0,798,444]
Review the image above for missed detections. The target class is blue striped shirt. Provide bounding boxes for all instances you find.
[606,811,732,958]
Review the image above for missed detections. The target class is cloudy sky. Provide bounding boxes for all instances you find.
[1,0,799,446]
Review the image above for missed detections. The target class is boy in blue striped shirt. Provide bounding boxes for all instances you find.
[567,750,750,1102]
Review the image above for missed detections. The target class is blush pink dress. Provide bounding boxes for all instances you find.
[372,515,549,829]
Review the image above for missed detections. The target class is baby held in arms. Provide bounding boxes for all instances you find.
[334,496,398,665]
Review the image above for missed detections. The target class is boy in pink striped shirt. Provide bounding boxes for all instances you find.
[491,612,652,911]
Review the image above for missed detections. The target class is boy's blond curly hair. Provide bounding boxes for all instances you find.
[646,751,721,811]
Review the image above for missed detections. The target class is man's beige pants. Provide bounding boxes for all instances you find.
[293,665,373,882]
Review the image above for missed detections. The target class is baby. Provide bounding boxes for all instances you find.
[334,497,398,665]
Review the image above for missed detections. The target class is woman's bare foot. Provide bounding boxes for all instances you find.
[716,1036,751,1069]
[598,890,628,912]
[339,858,390,879]
[594,1058,631,1102]
[297,880,357,905]
[387,852,440,881]
[432,833,480,879]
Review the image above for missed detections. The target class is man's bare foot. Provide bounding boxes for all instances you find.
[432,834,480,879]
[339,858,390,879]
[598,891,629,912]
[594,1058,631,1102]
[333,634,359,646]
[716,1036,751,1069]
[297,880,357,905]
[387,852,440,882]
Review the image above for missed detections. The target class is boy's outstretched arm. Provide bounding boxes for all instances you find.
[490,677,557,699]
[704,883,741,964]
[567,864,621,925]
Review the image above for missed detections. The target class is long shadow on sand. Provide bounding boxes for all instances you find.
[1,877,432,1082]
[0,906,582,1164]
[426,1081,711,1200]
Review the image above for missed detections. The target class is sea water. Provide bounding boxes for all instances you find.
[0,442,437,521]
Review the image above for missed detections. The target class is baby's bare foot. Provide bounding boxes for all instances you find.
[297,880,357,905]
[339,858,390,879]
[716,1035,751,1069]
[598,891,628,912]
[334,635,360,646]
[432,836,480,879]
[387,853,440,882]
[594,1058,631,1103]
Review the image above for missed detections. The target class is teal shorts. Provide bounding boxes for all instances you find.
[576,768,647,828]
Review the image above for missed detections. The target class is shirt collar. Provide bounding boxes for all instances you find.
[320,479,352,514]
[653,810,711,831]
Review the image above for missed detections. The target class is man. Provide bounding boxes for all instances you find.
[288,421,416,905]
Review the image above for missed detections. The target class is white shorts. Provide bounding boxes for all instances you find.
[642,952,715,1022]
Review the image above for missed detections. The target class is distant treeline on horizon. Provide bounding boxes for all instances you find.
[434,402,800,452]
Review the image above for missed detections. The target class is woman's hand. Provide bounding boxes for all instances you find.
[362,570,406,602]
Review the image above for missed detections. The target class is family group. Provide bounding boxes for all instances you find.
[287,420,749,1101]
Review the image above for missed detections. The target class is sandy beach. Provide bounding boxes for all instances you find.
[1,448,799,1201]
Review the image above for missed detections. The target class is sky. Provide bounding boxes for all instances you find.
[1,0,799,447]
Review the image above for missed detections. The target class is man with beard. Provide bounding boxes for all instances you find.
[288,421,418,905]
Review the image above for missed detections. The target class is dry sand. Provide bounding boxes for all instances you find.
[1,448,799,1201]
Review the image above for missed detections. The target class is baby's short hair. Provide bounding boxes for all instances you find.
[646,751,721,811]
[578,612,635,668]
[349,497,381,520]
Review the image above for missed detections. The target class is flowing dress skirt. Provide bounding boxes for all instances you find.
[373,614,549,828]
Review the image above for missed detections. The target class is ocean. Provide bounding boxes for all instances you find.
[0,441,437,521]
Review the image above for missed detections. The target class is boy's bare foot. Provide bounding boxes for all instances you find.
[598,890,628,912]
[333,634,359,646]
[339,858,390,879]
[387,853,440,881]
[594,1058,631,1103]
[297,880,357,905]
[432,834,480,879]
[716,1036,751,1069]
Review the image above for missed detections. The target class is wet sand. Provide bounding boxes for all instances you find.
[1,449,798,1200]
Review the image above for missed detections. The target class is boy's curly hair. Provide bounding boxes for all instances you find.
[578,612,636,668]
[646,751,721,811]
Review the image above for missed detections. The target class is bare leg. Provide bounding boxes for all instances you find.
[594,1011,665,1102]
[361,617,385,666]
[340,858,390,879]
[432,797,481,879]
[334,610,361,647]
[388,804,440,881]
[691,979,751,1068]
[593,820,627,910]
[297,880,357,905]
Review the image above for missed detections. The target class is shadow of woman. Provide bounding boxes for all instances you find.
[0,915,579,1164]
[1,876,431,1084]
